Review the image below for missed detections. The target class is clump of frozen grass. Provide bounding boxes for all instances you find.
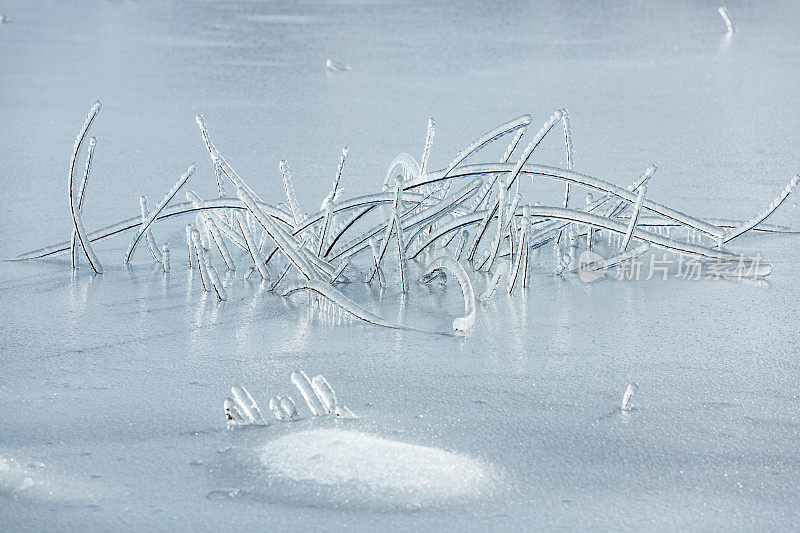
[15,103,799,334]
[226,371,355,428]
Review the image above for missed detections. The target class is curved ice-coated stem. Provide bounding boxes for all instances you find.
[418,254,476,331]
[404,163,724,238]
[442,114,532,179]
[409,206,739,261]
[139,196,163,264]
[68,101,103,273]
[70,136,96,268]
[383,153,420,190]
[724,174,799,244]
[573,242,651,274]
[125,163,196,263]
[235,211,268,280]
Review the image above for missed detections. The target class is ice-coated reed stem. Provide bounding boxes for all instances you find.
[562,109,574,208]
[479,263,507,302]
[70,136,96,268]
[139,196,163,264]
[125,163,196,263]
[620,185,646,252]
[238,187,316,281]
[724,174,800,244]
[186,225,194,267]
[68,101,103,273]
[161,243,170,273]
[206,257,227,300]
[454,229,469,260]
[191,230,211,291]
[235,211,268,280]
[279,160,305,227]
[420,118,436,176]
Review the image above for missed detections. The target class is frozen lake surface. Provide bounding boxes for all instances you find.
[2,0,800,530]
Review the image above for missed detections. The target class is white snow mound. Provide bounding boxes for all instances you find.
[258,429,491,508]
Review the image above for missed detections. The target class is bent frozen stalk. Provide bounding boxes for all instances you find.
[419,254,476,332]
[291,371,325,416]
[311,375,337,413]
[70,136,97,268]
[68,101,103,273]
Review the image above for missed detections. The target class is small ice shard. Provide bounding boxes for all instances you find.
[269,396,288,421]
[291,370,325,416]
[334,405,357,419]
[312,375,337,413]
[280,396,299,420]
[718,6,734,35]
[325,58,351,72]
[231,385,266,425]
[621,383,638,411]
[224,397,247,427]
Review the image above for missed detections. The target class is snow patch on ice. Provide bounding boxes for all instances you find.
[257,429,493,509]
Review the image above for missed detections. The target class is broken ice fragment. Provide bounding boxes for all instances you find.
[621,383,638,411]
[312,375,337,413]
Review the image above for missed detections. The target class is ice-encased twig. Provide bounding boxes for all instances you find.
[508,208,530,293]
[311,375,337,413]
[280,396,299,420]
[442,114,532,179]
[368,237,385,286]
[231,385,266,425]
[185,191,235,270]
[191,230,211,291]
[206,256,227,300]
[291,370,325,416]
[139,196,163,264]
[125,163,196,263]
[420,118,436,177]
[70,136,96,269]
[282,279,406,330]
[620,185,646,252]
[394,211,408,293]
[186,225,194,267]
[724,174,800,244]
[161,243,170,273]
[279,160,305,227]
[418,254,476,331]
[235,211,269,280]
[68,101,103,273]
[718,6,734,35]
[561,109,574,208]
[238,187,316,280]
